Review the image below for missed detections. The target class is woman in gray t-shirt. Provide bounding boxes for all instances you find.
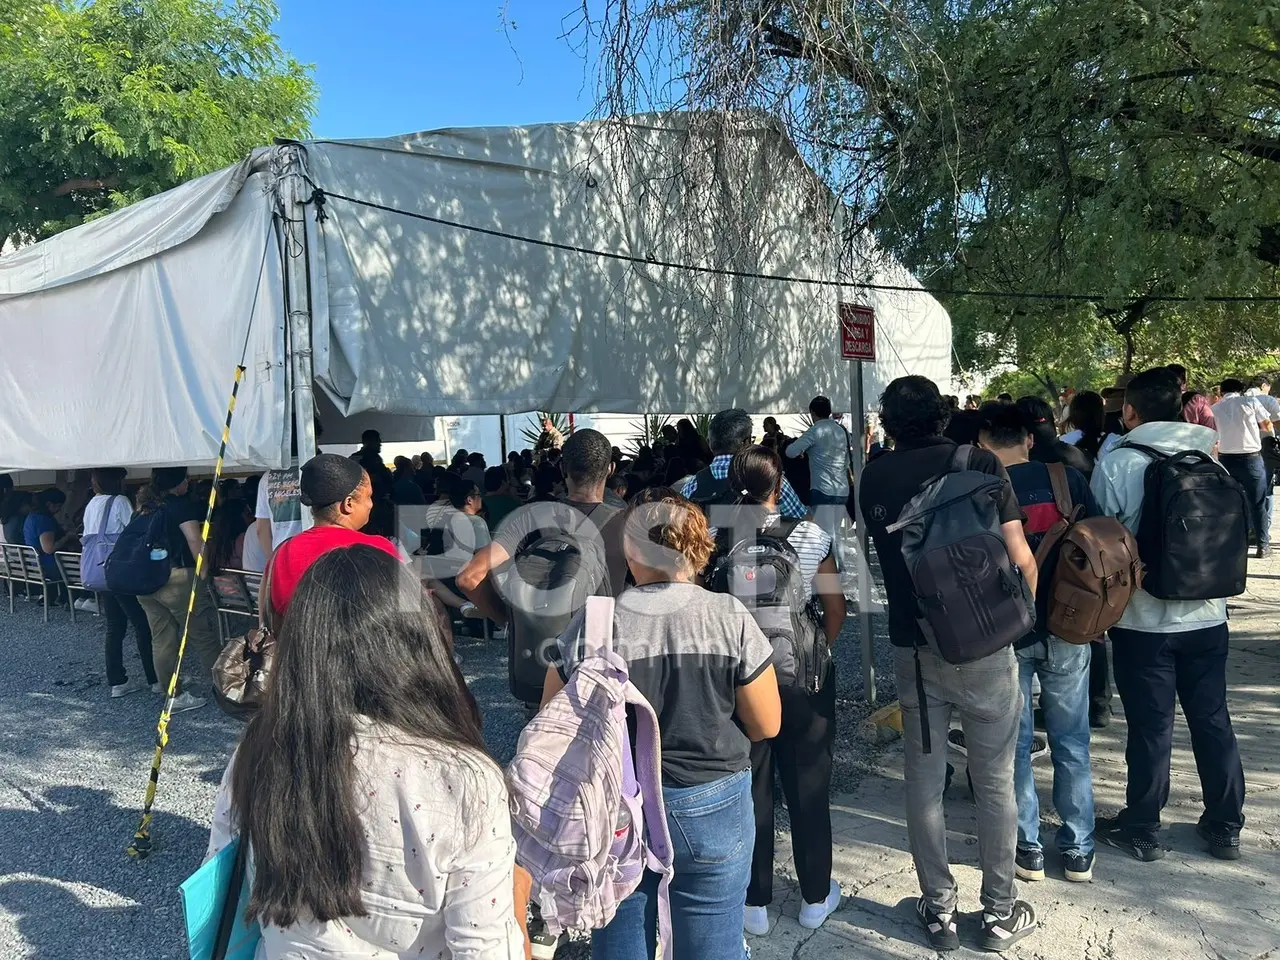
[543,488,780,960]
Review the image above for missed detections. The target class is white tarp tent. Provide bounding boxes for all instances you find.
[0,112,950,472]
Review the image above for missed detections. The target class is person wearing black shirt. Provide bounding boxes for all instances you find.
[136,467,221,713]
[859,377,1039,952]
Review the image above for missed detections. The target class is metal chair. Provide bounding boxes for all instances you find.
[54,552,92,623]
[211,568,262,644]
[3,544,54,621]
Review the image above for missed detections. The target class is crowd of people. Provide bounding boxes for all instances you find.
[0,364,1272,959]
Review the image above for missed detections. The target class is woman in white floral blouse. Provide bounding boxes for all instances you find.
[208,544,525,959]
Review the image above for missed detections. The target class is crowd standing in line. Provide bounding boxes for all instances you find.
[2,364,1271,958]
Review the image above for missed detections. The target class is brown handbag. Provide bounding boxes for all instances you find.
[211,557,277,720]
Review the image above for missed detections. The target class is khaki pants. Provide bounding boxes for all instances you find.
[139,567,222,695]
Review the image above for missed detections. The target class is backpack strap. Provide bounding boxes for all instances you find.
[951,444,974,472]
[1045,462,1076,521]
[1118,442,1165,461]
[1033,463,1081,569]
[622,683,674,960]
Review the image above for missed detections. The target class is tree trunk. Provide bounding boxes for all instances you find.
[1122,329,1136,374]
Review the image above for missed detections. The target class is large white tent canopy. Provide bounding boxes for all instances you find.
[0,113,951,473]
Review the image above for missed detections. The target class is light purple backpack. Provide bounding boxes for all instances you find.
[506,596,674,957]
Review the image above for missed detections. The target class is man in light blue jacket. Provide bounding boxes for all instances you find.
[1090,368,1246,863]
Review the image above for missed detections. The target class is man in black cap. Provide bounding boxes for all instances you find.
[267,454,401,616]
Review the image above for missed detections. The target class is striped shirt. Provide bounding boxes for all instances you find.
[682,455,807,519]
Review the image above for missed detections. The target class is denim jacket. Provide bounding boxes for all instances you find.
[1090,420,1228,634]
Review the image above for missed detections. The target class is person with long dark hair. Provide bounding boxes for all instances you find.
[725,447,846,937]
[542,489,781,960]
[1016,396,1092,476]
[84,469,158,698]
[1062,391,1106,467]
[0,490,33,545]
[208,545,524,957]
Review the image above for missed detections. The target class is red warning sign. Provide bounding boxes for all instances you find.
[839,303,876,362]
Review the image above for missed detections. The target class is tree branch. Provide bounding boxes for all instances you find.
[51,176,119,198]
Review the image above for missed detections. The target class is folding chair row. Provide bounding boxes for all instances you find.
[211,567,264,645]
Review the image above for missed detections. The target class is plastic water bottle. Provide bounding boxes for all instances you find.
[614,805,632,841]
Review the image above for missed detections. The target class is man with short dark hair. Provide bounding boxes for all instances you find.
[681,408,806,518]
[787,395,854,567]
[860,376,1039,951]
[351,429,393,501]
[458,428,626,623]
[1213,377,1274,558]
[482,465,521,531]
[978,402,1099,886]
[1092,367,1246,861]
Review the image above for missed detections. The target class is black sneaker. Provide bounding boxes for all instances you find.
[916,898,960,951]
[980,900,1037,952]
[1089,703,1113,729]
[947,727,967,755]
[1063,851,1095,882]
[528,918,567,960]
[1257,545,1274,560]
[1030,732,1050,762]
[1015,847,1045,882]
[1197,821,1242,861]
[1097,815,1164,862]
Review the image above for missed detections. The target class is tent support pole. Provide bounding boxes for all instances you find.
[500,416,508,461]
[283,149,317,465]
[850,358,877,704]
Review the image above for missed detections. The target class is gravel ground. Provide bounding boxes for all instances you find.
[0,572,895,959]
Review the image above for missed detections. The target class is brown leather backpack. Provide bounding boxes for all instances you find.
[1035,462,1144,644]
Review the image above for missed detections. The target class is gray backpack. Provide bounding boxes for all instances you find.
[887,445,1034,747]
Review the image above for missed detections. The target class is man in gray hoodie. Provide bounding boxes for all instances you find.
[1090,367,1246,863]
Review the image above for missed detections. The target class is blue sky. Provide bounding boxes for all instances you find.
[275,2,601,138]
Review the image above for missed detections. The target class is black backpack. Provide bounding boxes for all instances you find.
[686,466,730,509]
[505,505,614,706]
[888,445,1035,664]
[104,508,173,596]
[886,445,1035,752]
[1124,444,1249,601]
[706,517,829,694]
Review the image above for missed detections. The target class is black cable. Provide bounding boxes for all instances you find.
[307,188,1280,305]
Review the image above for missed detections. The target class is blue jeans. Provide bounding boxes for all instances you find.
[1221,453,1269,548]
[1015,637,1094,857]
[592,769,753,960]
[809,489,848,569]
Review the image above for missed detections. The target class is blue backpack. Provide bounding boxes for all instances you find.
[105,508,173,596]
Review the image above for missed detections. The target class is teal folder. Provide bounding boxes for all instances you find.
[180,837,262,960]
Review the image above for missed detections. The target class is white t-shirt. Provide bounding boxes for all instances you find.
[1212,394,1272,455]
[255,467,306,548]
[82,494,133,536]
[1245,388,1280,421]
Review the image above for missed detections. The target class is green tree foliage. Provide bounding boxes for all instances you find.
[584,0,1280,382]
[0,0,314,247]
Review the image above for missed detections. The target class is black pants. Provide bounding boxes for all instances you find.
[1111,623,1245,835]
[747,664,836,906]
[1089,638,1112,710]
[101,592,158,688]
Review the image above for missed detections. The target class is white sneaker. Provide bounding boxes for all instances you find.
[110,679,146,699]
[797,880,842,930]
[151,683,167,695]
[744,904,771,936]
[167,691,206,713]
[73,599,87,611]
